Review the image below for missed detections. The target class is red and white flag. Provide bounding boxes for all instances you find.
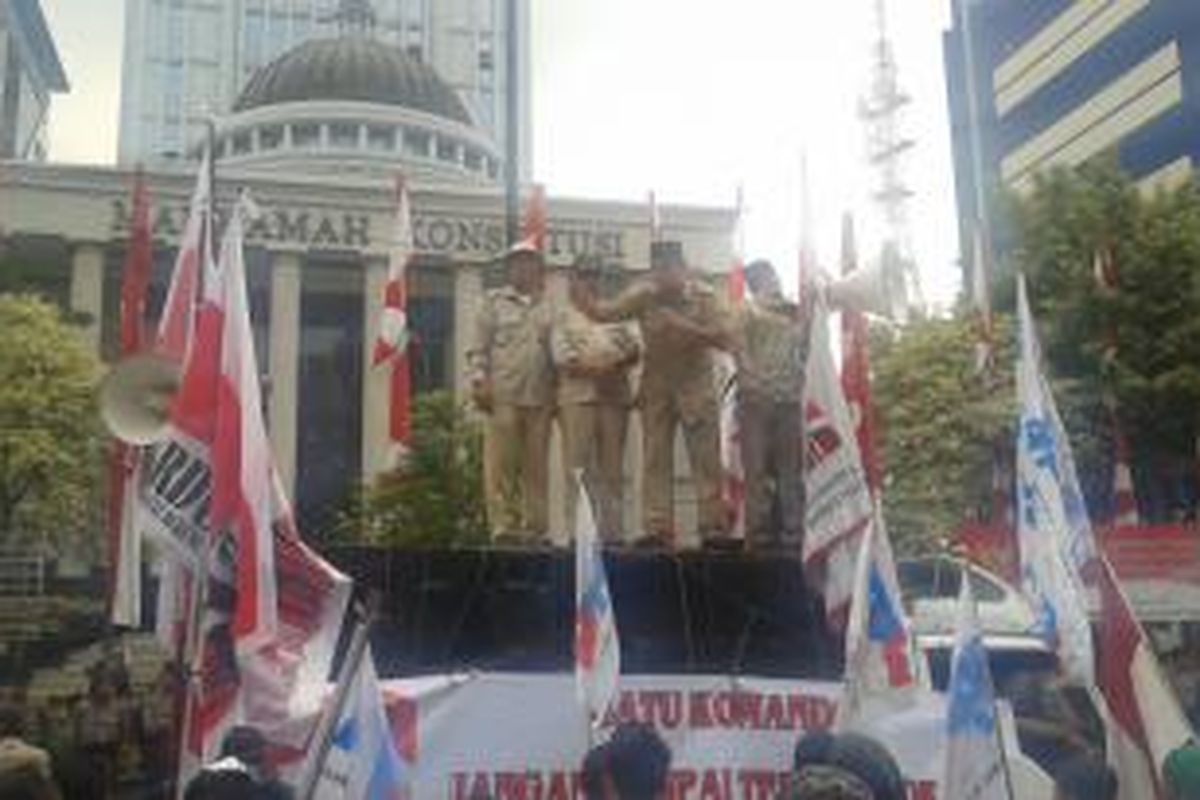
[109,169,153,627]
[803,299,874,625]
[1095,556,1192,800]
[145,149,213,650]
[372,175,414,453]
[839,213,881,494]
[210,193,277,648]
[166,194,351,780]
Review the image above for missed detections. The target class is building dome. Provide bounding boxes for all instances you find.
[234,37,472,126]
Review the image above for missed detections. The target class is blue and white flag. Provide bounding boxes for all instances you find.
[944,578,1012,800]
[317,646,408,799]
[574,477,620,727]
[1015,275,1096,684]
[837,507,922,729]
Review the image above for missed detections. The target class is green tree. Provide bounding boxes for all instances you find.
[335,390,488,547]
[1009,159,1200,518]
[871,315,1015,554]
[0,294,105,554]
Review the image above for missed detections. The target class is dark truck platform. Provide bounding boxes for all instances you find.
[324,546,844,680]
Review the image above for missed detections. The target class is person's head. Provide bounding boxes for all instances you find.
[581,741,613,799]
[220,726,270,780]
[604,722,672,799]
[182,759,260,800]
[570,256,603,307]
[0,739,58,800]
[1053,753,1117,800]
[504,243,545,295]
[789,732,905,800]
[650,241,688,296]
[744,259,782,300]
[1164,744,1200,800]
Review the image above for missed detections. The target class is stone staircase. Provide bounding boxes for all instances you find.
[26,632,170,702]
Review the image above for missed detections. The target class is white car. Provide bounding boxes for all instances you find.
[897,555,1038,638]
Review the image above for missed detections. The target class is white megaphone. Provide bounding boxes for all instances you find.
[99,353,182,445]
[824,256,908,321]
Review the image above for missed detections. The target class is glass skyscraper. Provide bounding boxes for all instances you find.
[117,0,530,174]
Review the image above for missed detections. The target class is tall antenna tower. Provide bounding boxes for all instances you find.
[859,0,922,308]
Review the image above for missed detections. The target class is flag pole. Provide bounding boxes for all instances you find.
[173,122,218,799]
[296,595,378,800]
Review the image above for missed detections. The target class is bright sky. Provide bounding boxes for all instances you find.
[40,0,962,306]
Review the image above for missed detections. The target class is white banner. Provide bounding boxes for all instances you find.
[379,673,1052,800]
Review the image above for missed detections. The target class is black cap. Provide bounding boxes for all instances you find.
[650,241,685,270]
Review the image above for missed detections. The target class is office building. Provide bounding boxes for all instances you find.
[117,0,530,176]
[0,0,68,160]
[944,0,1200,259]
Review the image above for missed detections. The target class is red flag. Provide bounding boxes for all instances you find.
[518,183,547,251]
[108,169,154,627]
[373,175,414,451]
[1096,556,1192,799]
[119,169,152,354]
[839,214,881,493]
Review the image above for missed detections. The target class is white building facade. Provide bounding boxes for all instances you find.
[0,0,68,161]
[117,0,530,173]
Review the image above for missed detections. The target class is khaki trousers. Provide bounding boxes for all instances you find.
[739,395,804,548]
[641,385,725,541]
[560,402,628,541]
[484,404,551,540]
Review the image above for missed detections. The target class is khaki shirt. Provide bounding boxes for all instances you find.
[594,278,730,399]
[550,303,640,406]
[467,286,554,407]
[734,296,809,402]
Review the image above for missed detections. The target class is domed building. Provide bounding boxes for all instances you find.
[0,1,736,540]
[212,18,500,184]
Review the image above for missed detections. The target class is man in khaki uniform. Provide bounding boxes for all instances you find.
[582,241,734,549]
[467,242,554,544]
[551,258,641,541]
[734,259,812,550]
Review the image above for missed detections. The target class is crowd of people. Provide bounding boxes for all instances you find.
[0,650,179,799]
[469,238,812,551]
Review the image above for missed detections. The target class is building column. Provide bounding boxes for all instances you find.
[452,266,484,405]
[361,257,390,483]
[70,242,105,355]
[268,251,302,497]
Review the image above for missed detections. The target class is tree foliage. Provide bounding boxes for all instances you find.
[334,390,487,547]
[0,294,105,554]
[872,315,1015,554]
[1008,159,1200,518]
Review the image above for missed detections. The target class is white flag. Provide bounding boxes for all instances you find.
[1015,275,1096,684]
[838,508,922,729]
[944,578,1012,800]
[315,647,409,799]
[803,300,874,623]
[574,478,620,726]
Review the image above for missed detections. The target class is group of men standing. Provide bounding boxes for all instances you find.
[467,239,812,551]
